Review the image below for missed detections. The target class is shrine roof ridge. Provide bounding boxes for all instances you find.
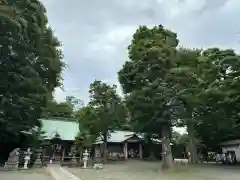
[40,117,78,122]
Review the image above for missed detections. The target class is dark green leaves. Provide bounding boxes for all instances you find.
[76,80,127,140]
[118,25,179,135]
[0,0,63,146]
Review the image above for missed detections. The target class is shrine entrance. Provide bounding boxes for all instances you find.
[123,134,143,160]
[50,144,62,163]
[42,133,68,164]
[42,140,78,164]
[49,133,62,163]
[127,142,139,159]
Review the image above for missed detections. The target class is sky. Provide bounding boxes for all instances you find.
[40,0,240,134]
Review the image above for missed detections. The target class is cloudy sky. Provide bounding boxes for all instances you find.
[41,0,240,104]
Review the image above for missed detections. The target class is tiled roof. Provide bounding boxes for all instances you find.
[94,131,163,144]
[40,118,163,144]
[220,139,240,146]
[40,118,79,141]
[95,131,136,144]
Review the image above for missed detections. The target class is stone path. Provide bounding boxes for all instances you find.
[0,166,80,180]
[47,164,81,180]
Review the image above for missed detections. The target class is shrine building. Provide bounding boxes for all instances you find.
[40,118,163,163]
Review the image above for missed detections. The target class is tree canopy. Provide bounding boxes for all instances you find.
[118,25,240,168]
[118,25,179,169]
[0,0,64,154]
[195,48,240,149]
[75,80,127,162]
[42,96,83,118]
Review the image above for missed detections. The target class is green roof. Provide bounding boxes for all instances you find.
[40,118,79,141]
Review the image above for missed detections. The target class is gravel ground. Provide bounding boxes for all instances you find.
[69,160,240,180]
[0,168,53,180]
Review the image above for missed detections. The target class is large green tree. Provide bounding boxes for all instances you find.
[173,48,240,153]
[169,47,240,162]
[118,25,179,169]
[75,128,95,164]
[0,0,63,152]
[195,48,240,149]
[169,48,206,163]
[76,80,127,163]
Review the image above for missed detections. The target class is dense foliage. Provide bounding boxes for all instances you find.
[195,49,240,148]
[118,25,240,168]
[42,96,83,118]
[118,25,179,169]
[75,80,127,162]
[0,0,63,156]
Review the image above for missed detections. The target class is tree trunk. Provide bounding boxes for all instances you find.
[161,124,173,170]
[103,132,108,163]
[0,137,4,153]
[92,146,96,161]
[146,134,154,159]
[79,148,83,165]
[187,122,198,164]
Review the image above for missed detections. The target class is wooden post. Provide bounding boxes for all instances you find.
[124,142,128,160]
[139,143,143,160]
[61,146,65,162]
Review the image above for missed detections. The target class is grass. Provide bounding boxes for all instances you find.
[68,161,240,180]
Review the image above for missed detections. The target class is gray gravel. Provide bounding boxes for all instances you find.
[0,169,53,180]
[69,160,240,180]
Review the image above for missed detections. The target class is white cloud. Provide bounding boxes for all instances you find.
[221,0,240,12]
[54,87,66,102]
[166,0,205,19]
[106,26,136,44]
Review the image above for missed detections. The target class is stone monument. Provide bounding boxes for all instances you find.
[83,149,89,168]
[4,148,20,170]
[93,148,103,169]
[95,148,101,160]
[70,149,78,166]
[33,148,43,168]
[24,148,32,169]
